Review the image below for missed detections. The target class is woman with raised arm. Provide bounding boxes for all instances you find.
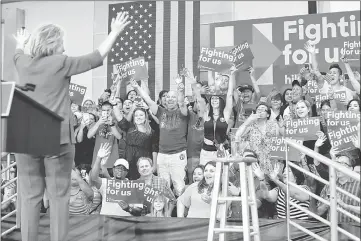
[13,13,130,241]
[259,162,311,220]
[199,67,236,165]
[235,102,284,174]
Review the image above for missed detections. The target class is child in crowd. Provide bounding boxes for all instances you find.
[147,193,169,218]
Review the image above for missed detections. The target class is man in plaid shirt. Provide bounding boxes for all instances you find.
[123,157,176,216]
[317,152,360,223]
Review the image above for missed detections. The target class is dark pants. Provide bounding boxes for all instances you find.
[16,144,74,241]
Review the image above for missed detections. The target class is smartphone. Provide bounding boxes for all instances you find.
[80,169,87,179]
[101,110,108,118]
[344,74,349,80]
[82,113,90,124]
[134,96,142,103]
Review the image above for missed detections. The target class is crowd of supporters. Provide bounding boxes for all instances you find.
[2,37,360,223]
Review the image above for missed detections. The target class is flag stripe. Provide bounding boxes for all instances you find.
[155,2,164,101]
[148,6,157,99]
[169,2,179,92]
[184,2,194,96]
[162,2,171,91]
[192,1,201,80]
[178,1,186,86]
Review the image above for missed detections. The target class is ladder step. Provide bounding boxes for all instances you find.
[218,197,242,202]
[217,197,257,204]
[214,227,244,233]
[217,197,257,206]
[213,226,255,234]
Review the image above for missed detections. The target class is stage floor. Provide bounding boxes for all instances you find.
[1,213,360,241]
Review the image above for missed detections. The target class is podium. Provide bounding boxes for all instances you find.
[1,82,64,156]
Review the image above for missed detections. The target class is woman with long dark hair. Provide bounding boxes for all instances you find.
[258,162,311,220]
[199,69,235,165]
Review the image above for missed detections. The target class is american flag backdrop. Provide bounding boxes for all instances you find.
[107,1,201,100]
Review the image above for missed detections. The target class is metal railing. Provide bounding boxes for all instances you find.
[1,153,20,237]
[285,139,360,241]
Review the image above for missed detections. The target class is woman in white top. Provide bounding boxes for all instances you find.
[177,162,216,218]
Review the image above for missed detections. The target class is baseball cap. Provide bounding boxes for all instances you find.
[113,159,129,170]
[237,84,254,93]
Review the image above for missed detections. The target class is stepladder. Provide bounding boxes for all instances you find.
[207,150,261,241]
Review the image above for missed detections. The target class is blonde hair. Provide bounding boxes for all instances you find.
[29,23,64,57]
[150,193,169,217]
[295,100,312,118]
[132,108,152,135]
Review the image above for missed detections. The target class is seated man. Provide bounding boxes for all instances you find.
[120,157,177,216]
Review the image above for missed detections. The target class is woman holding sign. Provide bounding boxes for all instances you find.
[13,12,130,241]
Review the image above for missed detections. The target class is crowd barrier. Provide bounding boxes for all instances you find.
[1,149,360,240]
[1,153,20,237]
[285,139,360,241]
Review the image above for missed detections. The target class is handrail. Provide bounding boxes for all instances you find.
[1,153,20,237]
[285,139,360,181]
[0,162,16,174]
[284,139,360,241]
[288,161,360,203]
[1,177,17,190]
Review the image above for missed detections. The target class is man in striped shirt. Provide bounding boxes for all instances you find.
[318,152,360,223]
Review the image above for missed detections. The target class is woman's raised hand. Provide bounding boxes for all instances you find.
[13,28,30,46]
[315,131,327,148]
[111,12,131,35]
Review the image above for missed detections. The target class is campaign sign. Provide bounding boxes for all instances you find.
[230,41,254,70]
[209,11,360,94]
[285,117,320,141]
[314,91,347,110]
[142,185,162,211]
[114,57,148,82]
[325,111,360,151]
[270,137,303,162]
[105,179,145,204]
[306,80,320,97]
[69,83,87,105]
[198,47,235,73]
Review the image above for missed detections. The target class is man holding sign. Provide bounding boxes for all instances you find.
[304,41,359,106]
